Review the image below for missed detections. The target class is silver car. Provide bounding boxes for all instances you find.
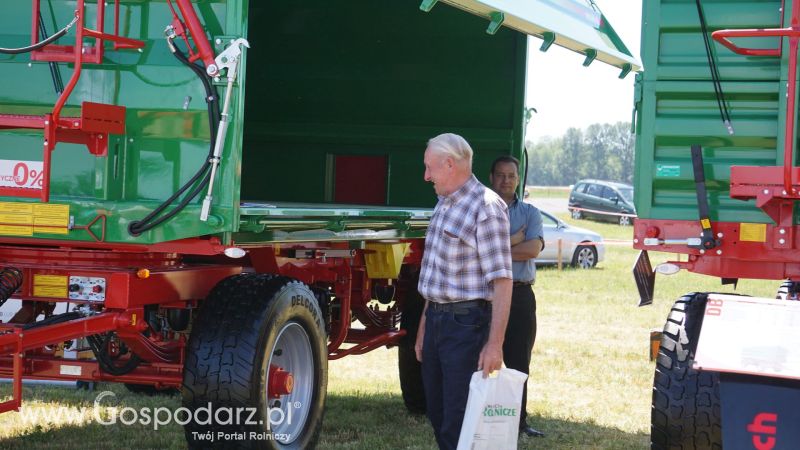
[536,211,605,269]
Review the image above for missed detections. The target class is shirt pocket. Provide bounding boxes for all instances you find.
[439,227,476,278]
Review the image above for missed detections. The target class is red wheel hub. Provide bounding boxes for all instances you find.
[268,365,294,399]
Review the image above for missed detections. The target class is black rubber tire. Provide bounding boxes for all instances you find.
[651,293,721,449]
[776,280,800,300]
[124,383,179,396]
[397,269,426,415]
[571,245,597,269]
[183,274,328,449]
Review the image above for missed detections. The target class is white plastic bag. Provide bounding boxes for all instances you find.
[457,368,528,450]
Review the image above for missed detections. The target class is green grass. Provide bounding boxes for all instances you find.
[525,186,570,199]
[0,219,779,448]
[556,212,633,241]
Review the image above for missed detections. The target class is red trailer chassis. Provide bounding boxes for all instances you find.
[0,237,423,413]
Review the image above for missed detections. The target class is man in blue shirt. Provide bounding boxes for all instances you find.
[490,155,545,438]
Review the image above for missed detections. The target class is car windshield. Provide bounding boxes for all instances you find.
[618,187,633,203]
[541,212,559,226]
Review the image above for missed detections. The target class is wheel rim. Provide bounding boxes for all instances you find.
[266,322,314,445]
[577,247,595,269]
[571,209,581,219]
[619,216,630,226]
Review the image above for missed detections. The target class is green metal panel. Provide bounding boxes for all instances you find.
[640,0,782,81]
[0,0,241,245]
[635,0,791,224]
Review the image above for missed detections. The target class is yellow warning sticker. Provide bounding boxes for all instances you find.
[0,203,33,215]
[0,225,33,236]
[0,202,69,236]
[701,218,711,229]
[33,204,69,225]
[0,214,32,225]
[33,274,68,298]
[35,275,68,286]
[33,285,67,298]
[740,223,767,242]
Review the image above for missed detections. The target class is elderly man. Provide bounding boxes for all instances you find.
[415,133,513,450]
[490,155,545,438]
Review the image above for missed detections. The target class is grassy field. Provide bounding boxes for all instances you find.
[525,186,572,198]
[0,215,779,449]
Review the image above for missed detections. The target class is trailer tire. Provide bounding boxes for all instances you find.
[398,271,426,415]
[183,274,327,449]
[776,280,800,300]
[651,292,721,449]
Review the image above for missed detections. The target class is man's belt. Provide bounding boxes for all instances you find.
[513,281,533,287]
[428,299,489,314]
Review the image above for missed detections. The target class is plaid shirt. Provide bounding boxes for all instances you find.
[418,175,512,303]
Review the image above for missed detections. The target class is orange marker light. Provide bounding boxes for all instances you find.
[136,268,150,279]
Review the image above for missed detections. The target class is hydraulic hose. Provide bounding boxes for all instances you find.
[128,39,220,236]
[0,16,78,55]
[0,267,22,309]
[87,333,142,376]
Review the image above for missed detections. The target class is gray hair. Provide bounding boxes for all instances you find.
[426,133,473,165]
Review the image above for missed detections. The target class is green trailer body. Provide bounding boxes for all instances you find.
[633,0,800,282]
[6,0,528,244]
[0,1,639,447]
[0,0,637,247]
[634,0,783,225]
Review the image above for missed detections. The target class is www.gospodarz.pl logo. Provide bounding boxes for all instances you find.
[18,390,299,441]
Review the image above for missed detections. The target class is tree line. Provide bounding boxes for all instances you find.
[524,122,634,186]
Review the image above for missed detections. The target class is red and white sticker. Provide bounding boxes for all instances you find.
[0,160,43,189]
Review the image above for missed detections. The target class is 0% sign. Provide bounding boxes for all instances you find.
[13,162,44,188]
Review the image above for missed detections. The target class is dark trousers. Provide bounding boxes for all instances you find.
[422,304,490,450]
[503,285,537,428]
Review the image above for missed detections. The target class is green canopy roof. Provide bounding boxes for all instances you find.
[431,0,641,75]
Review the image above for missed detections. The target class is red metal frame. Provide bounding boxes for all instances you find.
[0,236,423,413]
[168,0,219,75]
[635,218,800,280]
[30,0,145,64]
[0,236,229,256]
[711,0,799,196]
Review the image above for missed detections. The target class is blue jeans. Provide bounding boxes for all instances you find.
[422,304,491,450]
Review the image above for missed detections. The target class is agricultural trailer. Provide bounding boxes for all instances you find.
[634,0,800,447]
[0,0,637,448]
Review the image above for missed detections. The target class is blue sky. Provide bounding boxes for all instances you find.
[525,1,642,140]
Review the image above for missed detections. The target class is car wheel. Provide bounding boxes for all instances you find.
[571,245,597,269]
[618,215,631,226]
[571,209,582,220]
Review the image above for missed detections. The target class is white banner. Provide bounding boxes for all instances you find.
[694,294,800,379]
[0,160,44,189]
